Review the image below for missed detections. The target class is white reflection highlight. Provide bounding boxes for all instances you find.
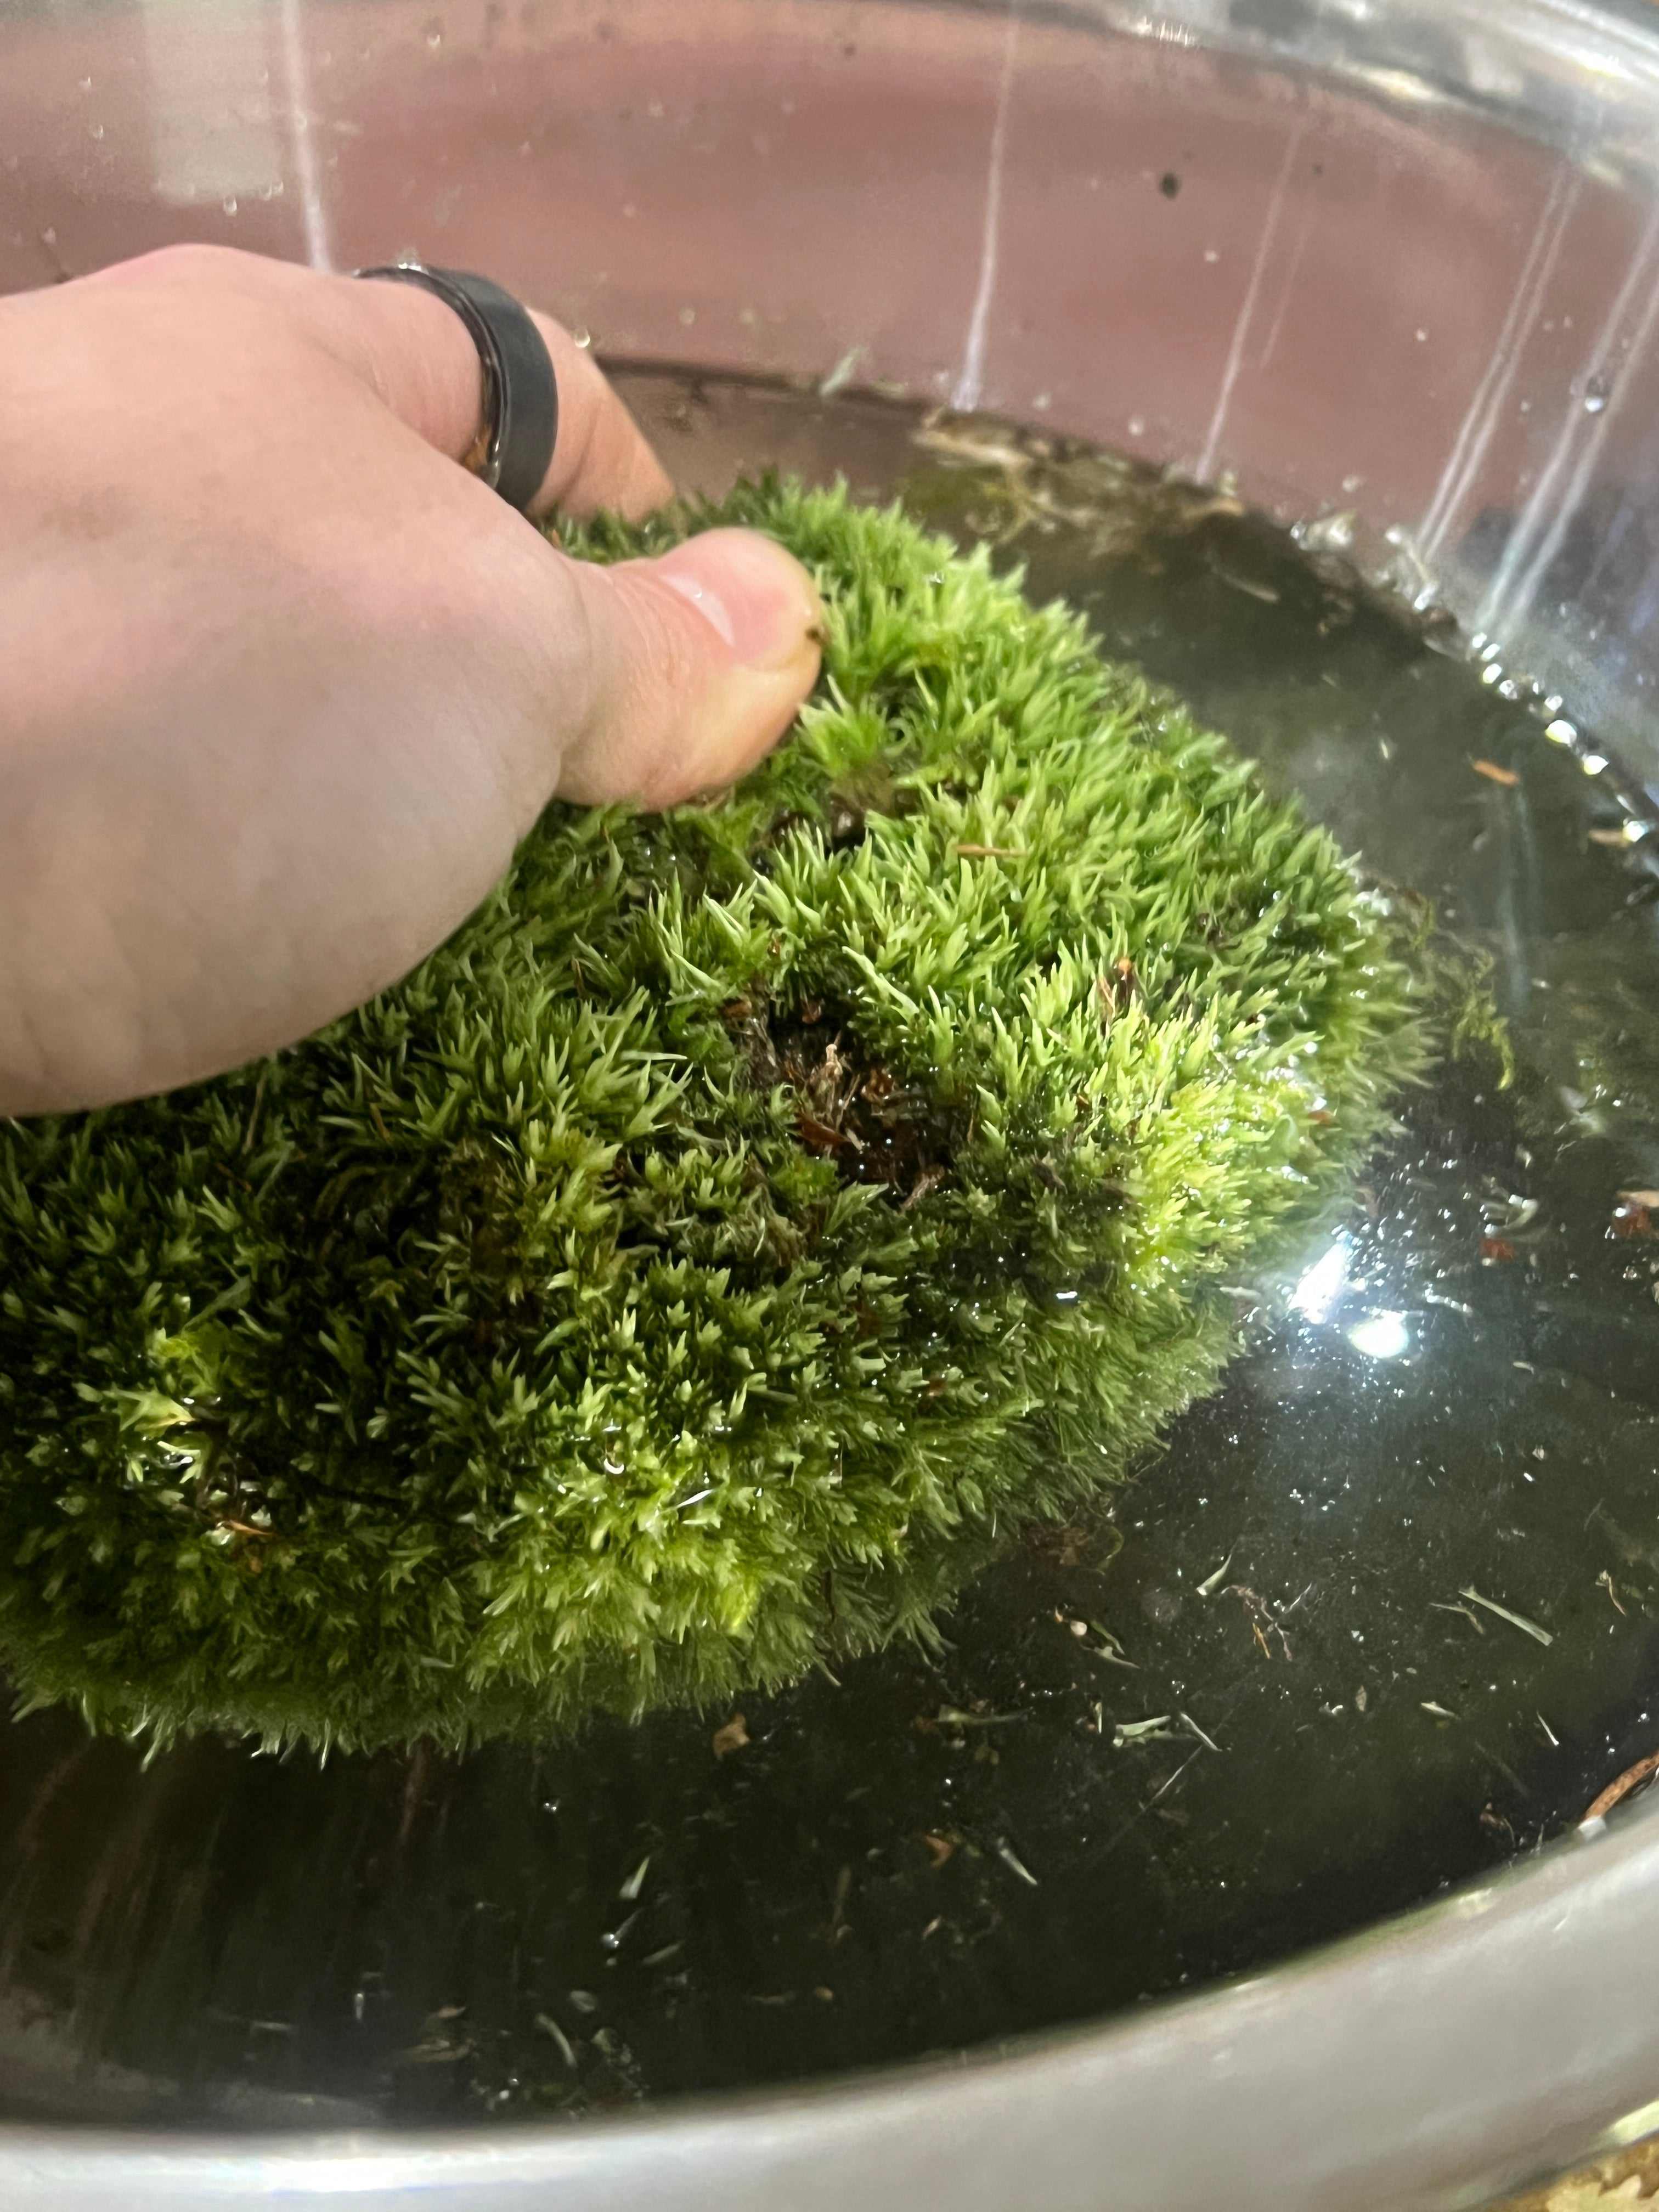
[1290,1240,1348,1323]
[1346,1312,1410,1361]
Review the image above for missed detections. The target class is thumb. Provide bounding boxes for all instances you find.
[550,528,824,808]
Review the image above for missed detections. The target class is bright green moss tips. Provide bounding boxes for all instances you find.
[0,478,1434,1752]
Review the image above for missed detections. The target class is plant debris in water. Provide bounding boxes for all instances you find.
[0,477,1434,1751]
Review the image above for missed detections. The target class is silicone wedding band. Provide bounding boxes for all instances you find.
[355,262,560,514]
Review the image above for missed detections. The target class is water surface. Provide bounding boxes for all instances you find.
[2,374,1657,2124]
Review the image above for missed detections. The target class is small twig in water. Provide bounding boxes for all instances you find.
[1079,1621,1138,1670]
[995,1838,1040,1887]
[817,341,870,397]
[1197,1551,1234,1598]
[618,1854,651,1902]
[1584,1748,1659,1824]
[1231,1585,1291,1658]
[1113,1714,1178,1747]
[1141,1751,1202,1818]
[1094,1750,1204,1861]
[1180,1711,1221,1753]
[1458,1585,1553,1647]
[1430,1600,1485,1635]
[1598,1571,1628,1617]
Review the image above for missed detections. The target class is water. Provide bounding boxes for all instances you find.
[3,372,1659,2125]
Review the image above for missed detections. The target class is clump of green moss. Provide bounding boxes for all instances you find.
[0,478,1431,1751]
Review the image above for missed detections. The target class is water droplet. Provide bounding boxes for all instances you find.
[222,195,238,215]
[1126,415,1146,438]
[678,305,696,326]
[1584,373,1610,415]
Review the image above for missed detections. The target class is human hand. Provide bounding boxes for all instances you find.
[0,244,822,1116]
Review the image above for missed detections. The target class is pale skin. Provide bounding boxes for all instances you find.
[0,244,823,1118]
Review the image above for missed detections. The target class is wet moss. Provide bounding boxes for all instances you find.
[0,479,1432,1750]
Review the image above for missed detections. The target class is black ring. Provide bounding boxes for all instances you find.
[354,263,559,514]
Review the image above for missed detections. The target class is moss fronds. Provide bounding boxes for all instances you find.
[0,479,1431,1750]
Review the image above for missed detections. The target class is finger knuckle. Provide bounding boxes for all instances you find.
[125,240,247,289]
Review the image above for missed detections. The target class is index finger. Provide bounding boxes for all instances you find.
[334,273,674,520]
[88,246,674,523]
[521,307,672,521]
